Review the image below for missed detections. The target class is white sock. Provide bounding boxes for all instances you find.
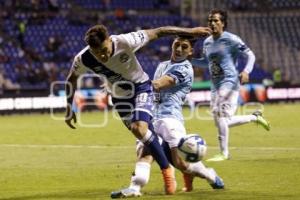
[185,162,216,183]
[216,117,229,157]
[140,130,152,143]
[227,115,257,127]
[129,161,151,192]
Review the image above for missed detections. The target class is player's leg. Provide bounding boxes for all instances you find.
[111,143,153,198]
[227,114,256,127]
[252,110,271,131]
[156,118,224,191]
[218,86,270,130]
[225,92,270,130]
[130,92,170,169]
[154,118,188,170]
[111,133,178,199]
[208,88,270,162]
[227,112,270,130]
[130,92,176,194]
[112,93,170,170]
[183,161,225,190]
[111,94,175,195]
[169,144,224,191]
[155,119,196,192]
[130,121,169,170]
[154,118,190,191]
[131,120,177,196]
[207,88,232,161]
[128,144,153,193]
[127,137,176,195]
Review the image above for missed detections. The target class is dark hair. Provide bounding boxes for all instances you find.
[209,9,228,30]
[84,25,109,48]
[175,35,197,47]
[174,36,195,59]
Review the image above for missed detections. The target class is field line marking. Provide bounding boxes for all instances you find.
[0,144,133,149]
[0,144,299,151]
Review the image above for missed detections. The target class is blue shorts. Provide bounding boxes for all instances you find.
[112,81,154,129]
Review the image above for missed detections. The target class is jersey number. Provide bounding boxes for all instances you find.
[136,93,148,103]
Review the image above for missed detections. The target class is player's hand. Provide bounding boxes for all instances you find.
[191,27,212,37]
[152,80,160,92]
[65,105,77,129]
[239,71,249,84]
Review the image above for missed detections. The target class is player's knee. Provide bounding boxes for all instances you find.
[131,122,148,139]
[218,103,231,118]
[174,162,188,171]
[172,155,189,171]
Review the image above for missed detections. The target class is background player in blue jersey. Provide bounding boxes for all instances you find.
[111,36,224,198]
[192,9,270,162]
[64,24,211,194]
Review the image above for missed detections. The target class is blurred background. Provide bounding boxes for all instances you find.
[0,0,300,114]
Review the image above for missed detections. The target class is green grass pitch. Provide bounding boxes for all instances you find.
[0,103,299,200]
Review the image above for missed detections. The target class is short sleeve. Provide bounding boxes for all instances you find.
[71,55,88,76]
[231,35,250,53]
[166,64,190,85]
[118,30,150,52]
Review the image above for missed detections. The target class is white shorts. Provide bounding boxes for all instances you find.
[153,118,187,148]
[211,88,239,117]
[136,117,186,152]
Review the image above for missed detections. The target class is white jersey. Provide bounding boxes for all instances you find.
[71,30,150,97]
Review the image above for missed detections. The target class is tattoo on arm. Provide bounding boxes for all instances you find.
[146,26,194,41]
[155,26,193,37]
[145,26,210,42]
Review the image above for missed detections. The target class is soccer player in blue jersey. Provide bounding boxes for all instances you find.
[64,24,211,194]
[111,36,224,198]
[192,9,270,162]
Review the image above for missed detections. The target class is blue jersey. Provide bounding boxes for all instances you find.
[203,31,253,91]
[153,60,193,122]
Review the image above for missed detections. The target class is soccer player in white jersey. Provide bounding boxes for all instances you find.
[64,24,211,194]
[110,36,224,198]
[192,9,270,162]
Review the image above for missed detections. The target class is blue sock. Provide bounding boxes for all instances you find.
[161,141,173,166]
[142,130,169,169]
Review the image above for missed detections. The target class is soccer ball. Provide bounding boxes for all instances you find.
[177,134,207,162]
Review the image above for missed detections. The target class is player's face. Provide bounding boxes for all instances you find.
[90,38,112,63]
[208,13,224,35]
[171,38,192,62]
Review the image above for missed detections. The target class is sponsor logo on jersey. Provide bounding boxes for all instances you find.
[137,32,145,42]
[130,33,137,44]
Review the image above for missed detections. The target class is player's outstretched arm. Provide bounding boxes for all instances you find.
[145,26,212,42]
[152,75,176,91]
[65,71,78,129]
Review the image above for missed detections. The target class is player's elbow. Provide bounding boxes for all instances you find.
[145,29,159,41]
